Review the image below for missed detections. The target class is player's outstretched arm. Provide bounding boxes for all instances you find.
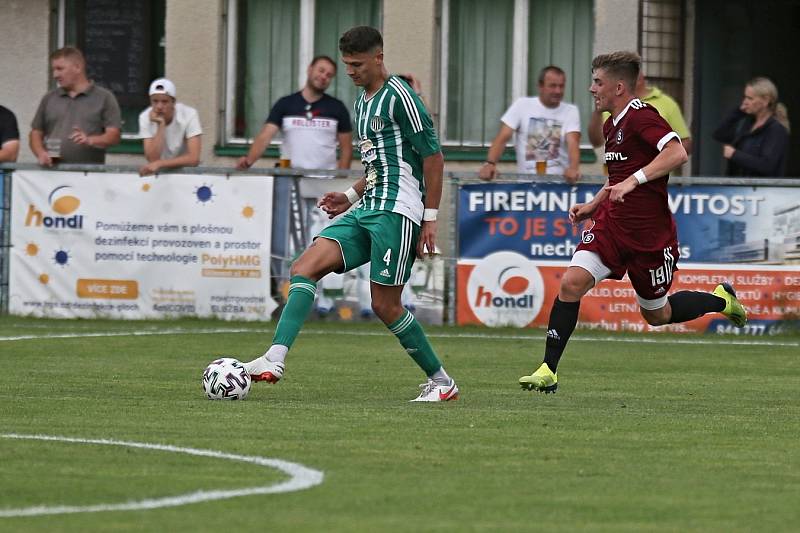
[569,179,608,224]
[318,176,366,218]
[418,151,444,258]
[605,138,687,203]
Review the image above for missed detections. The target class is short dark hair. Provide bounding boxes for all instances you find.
[339,26,383,55]
[50,46,85,67]
[538,65,565,85]
[591,51,641,93]
[310,55,337,71]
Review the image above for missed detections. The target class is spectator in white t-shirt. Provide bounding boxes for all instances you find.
[138,78,202,176]
[479,65,581,184]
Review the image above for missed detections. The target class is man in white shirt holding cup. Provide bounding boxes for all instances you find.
[479,65,581,184]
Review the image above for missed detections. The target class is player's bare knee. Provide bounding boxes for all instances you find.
[559,276,591,301]
[371,299,403,323]
[643,315,666,326]
[641,309,669,326]
[289,259,313,279]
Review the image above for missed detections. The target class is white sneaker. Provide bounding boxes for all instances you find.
[244,356,285,384]
[410,379,459,402]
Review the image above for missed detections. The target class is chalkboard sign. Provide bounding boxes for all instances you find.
[81,0,152,108]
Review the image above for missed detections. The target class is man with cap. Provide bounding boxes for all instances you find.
[138,78,202,176]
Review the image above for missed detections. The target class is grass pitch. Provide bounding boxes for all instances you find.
[1,316,799,532]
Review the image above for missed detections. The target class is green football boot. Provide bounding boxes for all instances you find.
[519,363,558,393]
[713,282,748,328]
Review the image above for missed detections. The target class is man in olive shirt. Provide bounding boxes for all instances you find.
[30,47,121,165]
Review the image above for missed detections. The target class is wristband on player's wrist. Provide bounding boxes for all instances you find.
[633,169,647,185]
[344,187,360,204]
[422,208,438,222]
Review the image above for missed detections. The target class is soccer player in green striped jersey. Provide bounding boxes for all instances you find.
[244,26,459,402]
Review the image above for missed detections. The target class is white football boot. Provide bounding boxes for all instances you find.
[410,378,459,402]
[244,356,285,384]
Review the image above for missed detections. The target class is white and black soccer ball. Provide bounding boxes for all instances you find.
[202,358,251,400]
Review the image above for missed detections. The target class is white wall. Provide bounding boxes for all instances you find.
[383,0,437,116]
[593,0,639,54]
[0,0,52,163]
[1,0,651,172]
[165,0,223,166]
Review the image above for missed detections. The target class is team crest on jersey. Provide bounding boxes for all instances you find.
[581,220,597,244]
[370,116,384,132]
[616,129,624,144]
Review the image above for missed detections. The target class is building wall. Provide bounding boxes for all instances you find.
[0,0,52,163]
[383,0,437,116]
[2,0,646,171]
[109,0,224,167]
[593,0,639,53]
[163,0,223,167]
[0,0,652,274]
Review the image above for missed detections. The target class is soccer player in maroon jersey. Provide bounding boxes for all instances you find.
[519,51,747,394]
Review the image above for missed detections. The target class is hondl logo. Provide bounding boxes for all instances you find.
[25,185,84,229]
[466,251,545,327]
[474,267,536,309]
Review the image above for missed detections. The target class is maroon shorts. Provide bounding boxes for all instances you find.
[575,217,680,301]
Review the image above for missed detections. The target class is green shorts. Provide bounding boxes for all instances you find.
[317,208,420,285]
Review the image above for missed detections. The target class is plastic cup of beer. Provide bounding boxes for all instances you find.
[536,160,547,175]
[45,138,62,164]
[278,158,291,168]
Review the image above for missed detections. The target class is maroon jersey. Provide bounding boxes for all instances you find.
[602,98,681,251]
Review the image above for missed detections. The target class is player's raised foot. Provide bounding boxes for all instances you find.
[243,356,285,384]
[410,379,459,402]
[713,282,748,327]
[519,363,558,393]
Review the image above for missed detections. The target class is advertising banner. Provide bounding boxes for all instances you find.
[9,171,277,320]
[456,182,800,333]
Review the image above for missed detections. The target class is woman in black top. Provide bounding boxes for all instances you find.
[713,77,790,177]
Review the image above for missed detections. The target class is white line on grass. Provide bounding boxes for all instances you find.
[0,328,258,342]
[0,327,798,347]
[0,433,324,518]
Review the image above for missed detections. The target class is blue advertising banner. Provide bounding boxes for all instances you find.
[458,183,592,260]
[456,181,800,333]
[458,182,800,264]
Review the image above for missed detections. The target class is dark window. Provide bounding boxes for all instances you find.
[63,0,166,135]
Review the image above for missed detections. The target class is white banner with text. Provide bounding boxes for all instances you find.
[9,171,277,320]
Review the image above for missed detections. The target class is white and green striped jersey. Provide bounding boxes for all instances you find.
[353,75,440,224]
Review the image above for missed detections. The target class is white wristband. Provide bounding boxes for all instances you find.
[344,187,360,205]
[422,208,438,222]
[633,169,648,185]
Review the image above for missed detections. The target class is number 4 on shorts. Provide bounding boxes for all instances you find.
[383,248,392,265]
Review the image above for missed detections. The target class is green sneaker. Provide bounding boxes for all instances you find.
[713,282,747,327]
[519,363,558,393]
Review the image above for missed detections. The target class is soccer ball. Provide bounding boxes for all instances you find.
[202,358,251,400]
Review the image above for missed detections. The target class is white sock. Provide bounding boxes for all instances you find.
[431,367,451,385]
[264,344,288,364]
